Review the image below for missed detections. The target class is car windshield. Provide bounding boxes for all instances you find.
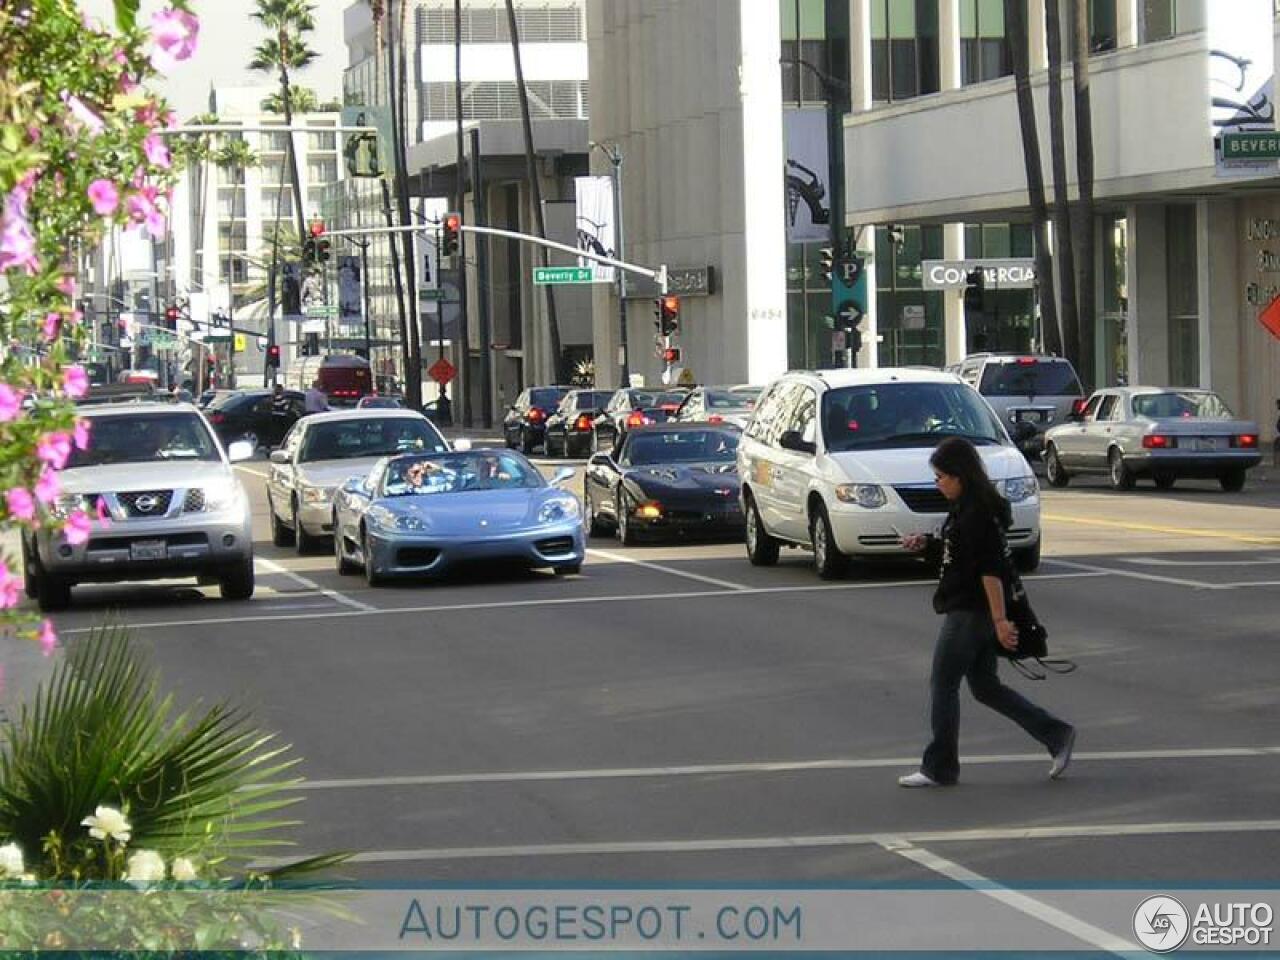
[299,417,447,462]
[573,391,614,410]
[381,452,543,496]
[706,389,758,410]
[979,360,1083,397]
[821,383,1005,451]
[623,429,739,465]
[67,413,221,467]
[657,392,687,406]
[1132,391,1235,419]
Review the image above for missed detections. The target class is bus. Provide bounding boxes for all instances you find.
[284,354,373,406]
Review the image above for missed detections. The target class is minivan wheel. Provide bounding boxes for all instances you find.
[1108,449,1135,491]
[1044,445,1070,488]
[744,494,779,566]
[810,503,848,580]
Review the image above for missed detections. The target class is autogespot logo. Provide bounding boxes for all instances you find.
[1134,896,1190,953]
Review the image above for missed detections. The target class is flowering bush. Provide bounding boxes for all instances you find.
[0,0,195,659]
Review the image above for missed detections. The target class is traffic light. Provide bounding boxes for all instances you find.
[309,220,330,263]
[662,346,682,365]
[818,246,834,284]
[964,267,985,311]
[657,295,680,336]
[441,212,461,257]
[302,236,317,264]
[163,303,180,330]
[266,343,281,368]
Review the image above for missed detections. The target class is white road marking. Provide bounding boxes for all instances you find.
[1125,555,1280,567]
[1218,580,1280,588]
[1050,558,1224,590]
[881,841,1133,955]
[55,571,1104,635]
[587,547,752,591]
[253,556,375,612]
[289,744,1280,790]
[271,818,1280,866]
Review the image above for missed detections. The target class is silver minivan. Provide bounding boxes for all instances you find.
[952,354,1085,458]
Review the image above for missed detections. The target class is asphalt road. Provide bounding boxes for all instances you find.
[32,458,1280,906]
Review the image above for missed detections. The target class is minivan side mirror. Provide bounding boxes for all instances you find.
[779,430,816,455]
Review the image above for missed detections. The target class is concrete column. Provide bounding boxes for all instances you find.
[857,225,878,369]
[939,0,962,91]
[849,0,873,112]
[1028,0,1049,72]
[943,223,967,363]
[1126,204,1170,386]
[1196,198,1242,408]
[1116,0,1139,48]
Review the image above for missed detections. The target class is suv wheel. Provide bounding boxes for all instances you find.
[810,502,848,580]
[269,496,295,547]
[744,493,779,566]
[1014,539,1042,573]
[34,567,72,613]
[1044,444,1070,488]
[218,555,255,600]
[1108,449,1135,491]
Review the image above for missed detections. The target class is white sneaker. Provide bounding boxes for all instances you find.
[1049,728,1077,780]
[897,771,942,788]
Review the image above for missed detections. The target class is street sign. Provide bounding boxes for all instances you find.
[419,288,446,301]
[837,299,863,329]
[1223,132,1280,160]
[233,333,246,352]
[305,305,339,317]
[677,367,696,386]
[151,332,177,348]
[534,267,594,285]
[428,357,456,386]
[835,255,863,287]
[922,258,1036,290]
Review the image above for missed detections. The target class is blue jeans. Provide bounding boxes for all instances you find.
[921,609,1072,784]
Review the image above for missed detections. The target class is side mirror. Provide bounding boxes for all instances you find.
[588,453,614,467]
[227,440,254,463]
[452,437,473,452]
[779,430,816,455]
[269,449,290,464]
[341,476,366,495]
[551,467,574,486]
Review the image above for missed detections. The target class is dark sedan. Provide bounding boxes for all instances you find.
[502,386,570,453]
[544,389,614,459]
[584,423,743,544]
[591,388,690,454]
[205,389,304,451]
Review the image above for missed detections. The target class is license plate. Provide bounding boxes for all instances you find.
[1014,410,1046,423]
[1196,438,1220,452]
[130,540,167,561]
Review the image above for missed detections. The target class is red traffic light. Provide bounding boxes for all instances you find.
[441,212,461,256]
[308,219,326,238]
[662,347,681,365]
[660,295,679,318]
[266,344,281,367]
[444,212,461,232]
[164,306,180,322]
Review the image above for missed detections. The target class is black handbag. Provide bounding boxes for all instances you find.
[994,522,1076,680]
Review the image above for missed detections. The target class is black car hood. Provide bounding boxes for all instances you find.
[623,460,739,494]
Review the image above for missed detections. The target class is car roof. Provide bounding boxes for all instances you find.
[82,401,202,418]
[627,421,741,435]
[780,367,963,390]
[301,408,434,424]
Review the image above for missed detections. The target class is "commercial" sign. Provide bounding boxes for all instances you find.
[921,258,1037,290]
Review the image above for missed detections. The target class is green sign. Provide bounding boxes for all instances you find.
[151,332,177,347]
[305,305,339,317]
[534,267,594,285]
[1222,132,1280,160]
[419,288,445,301]
[204,332,231,343]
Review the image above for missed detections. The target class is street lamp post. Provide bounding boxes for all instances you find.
[590,140,628,386]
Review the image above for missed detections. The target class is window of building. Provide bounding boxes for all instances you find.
[1165,204,1199,386]
[220,257,249,285]
[787,242,838,369]
[780,0,829,102]
[216,164,244,186]
[261,158,286,184]
[217,223,247,252]
[416,5,583,44]
[422,80,589,121]
[1069,0,1118,53]
[871,0,940,103]
[960,223,1035,354]
[960,0,1010,85]
[261,188,293,220]
[307,158,338,184]
[260,131,291,154]
[1141,0,1206,43]
[874,224,945,367]
[216,189,245,219]
[1100,215,1128,386]
[307,130,336,151]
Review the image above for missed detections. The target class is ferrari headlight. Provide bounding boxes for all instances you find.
[393,514,427,531]
[299,484,334,505]
[538,497,581,524]
[1002,476,1040,503]
[834,484,887,508]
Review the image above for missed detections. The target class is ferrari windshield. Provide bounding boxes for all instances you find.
[622,429,739,465]
[381,452,543,496]
[821,382,1005,451]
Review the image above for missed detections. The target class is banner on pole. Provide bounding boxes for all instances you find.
[575,175,616,283]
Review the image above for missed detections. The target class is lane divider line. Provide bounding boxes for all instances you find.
[1050,558,1226,590]
[1044,511,1280,546]
[587,548,752,591]
[254,556,375,612]
[55,570,1104,635]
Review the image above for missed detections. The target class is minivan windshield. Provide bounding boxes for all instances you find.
[821,383,1006,452]
[979,360,1083,397]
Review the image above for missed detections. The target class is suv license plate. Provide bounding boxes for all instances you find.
[130,540,167,561]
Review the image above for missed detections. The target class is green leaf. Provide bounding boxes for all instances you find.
[113,0,140,32]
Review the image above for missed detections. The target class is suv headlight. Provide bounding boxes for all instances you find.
[299,484,334,505]
[538,497,581,524]
[1003,476,1039,503]
[834,484,887,508]
[48,493,92,520]
[201,480,242,512]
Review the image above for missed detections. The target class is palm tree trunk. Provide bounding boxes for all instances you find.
[1044,0,1078,365]
[193,158,210,291]
[386,0,421,407]
[1005,0,1061,357]
[276,30,308,246]
[505,0,564,383]
[1071,0,1096,387]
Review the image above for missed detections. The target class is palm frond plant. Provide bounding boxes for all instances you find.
[262,86,319,114]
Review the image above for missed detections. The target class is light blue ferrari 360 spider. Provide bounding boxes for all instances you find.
[331,449,584,584]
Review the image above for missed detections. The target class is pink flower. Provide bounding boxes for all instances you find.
[149,8,200,73]
[126,189,167,240]
[88,179,119,216]
[61,93,105,136]
[0,384,23,421]
[0,565,21,609]
[37,432,72,470]
[43,312,61,341]
[143,134,170,169]
[6,488,36,522]
[35,469,60,504]
[63,510,92,546]
[0,187,39,275]
[73,419,92,451]
[62,365,89,399]
[95,496,111,525]
[38,620,57,657]
[57,274,76,297]
[135,104,160,127]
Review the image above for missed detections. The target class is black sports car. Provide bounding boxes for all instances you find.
[583,423,743,544]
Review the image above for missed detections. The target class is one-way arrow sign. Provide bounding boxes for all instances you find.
[837,299,864,329]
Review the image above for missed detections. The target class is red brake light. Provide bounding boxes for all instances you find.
[707,415,724,424]
[574,414,594,431]
[526,407,546,423]
[660,403,680,413]
[1071,398,1088,416]
[1017,357,1037,366]
[1142,434,1175,449]
[626,411,649,428]
[208,412,225,424]
[1233,434,1259,448]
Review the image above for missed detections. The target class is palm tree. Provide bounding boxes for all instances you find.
[249,0,317,248]
[1071,0,1096,386]
[1044,0,1079,366]
[1004,0,1061,356]
[173,113,219,292]
[505,0,564,382]
[214,137,259,332]
[262,85,318,114]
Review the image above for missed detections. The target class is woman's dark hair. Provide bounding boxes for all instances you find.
[929,436,1011,527]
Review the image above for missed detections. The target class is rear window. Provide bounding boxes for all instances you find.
[1132,391,1234,419]
[529,388,567,409]
[979,360,1082,397]
[572,391,613,410]
[299,417,447,462]
[208,392,261,412]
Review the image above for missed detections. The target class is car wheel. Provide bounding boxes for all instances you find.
[1108,449,1135,491]
[1219,468,1247,493]
[34,566,72,613]
[269,496,295,547]
[1044,444,1070,488]
[293,500,320,554]
[218,555,255,601]
[241,430,260,451]
[584,482,608,537]
[521,429,537,455]
[744,493,779,566]
[553,564,581,576]
[1014,539,1042,573]
[363,529,385,586]
[22,538,37,599]
[616,489,638,546]
[334,517,357,575]
[1153,471,1177,491]
[809,502,848,580]
[504,429,516,449]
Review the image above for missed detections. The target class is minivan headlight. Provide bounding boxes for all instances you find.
[834,484,887,508]
[1003,476,1039,503]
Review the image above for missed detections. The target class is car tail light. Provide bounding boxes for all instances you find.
[626,411,651,428]
[1016,357,1037,366]
[1143,435,1176,449]
[1232,434,1259,448]
[707,415,724,424]
[574,414,594,431]
[208,412,225,424]
[660,403,680,413]
[636,501,662,519]
[1071,398,1088,416]
[526,407,546,423]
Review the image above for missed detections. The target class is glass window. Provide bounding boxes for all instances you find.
[1132,391,1234,419]
[260,131,292,153]
[960,0,1010,85]
[1141,0,1205,43]
[69,413,220,466]
[1166,204,1199,386]
[307,159,338,184]
[299,418,447,463]
[819,382,1005,451]
[1097,395,1120,421]
[979,359,1084,396]
[789,386,818,445]
[307,130,336,151]
[383,452,541,496]
[871,0,939,103]
[621,429,739,465]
